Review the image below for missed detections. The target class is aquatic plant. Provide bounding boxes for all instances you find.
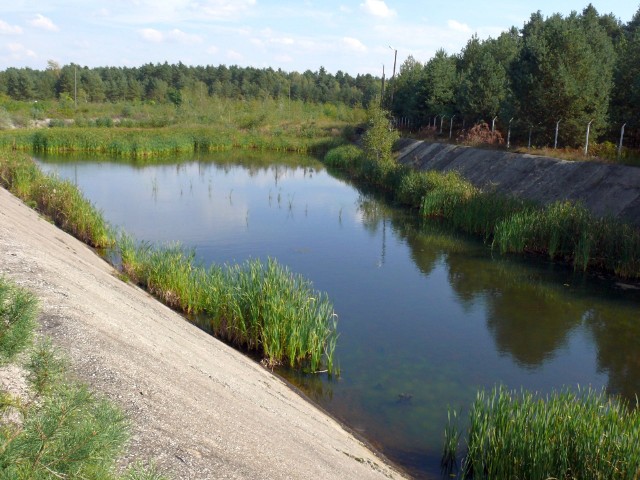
[442,386,640,479]
[324,142,640,278]
[117,238,338,373]
[0,151,113,248]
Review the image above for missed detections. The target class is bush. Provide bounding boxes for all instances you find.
[0,277,38,364]
[457,122,504,146]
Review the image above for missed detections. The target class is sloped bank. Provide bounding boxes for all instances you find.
[396,139,640,228]
[0,186,405,480]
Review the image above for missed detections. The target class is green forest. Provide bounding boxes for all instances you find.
[389,5,640,147]
[0,4,638,149]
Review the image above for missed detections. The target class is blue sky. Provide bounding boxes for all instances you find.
[0,1,638,75]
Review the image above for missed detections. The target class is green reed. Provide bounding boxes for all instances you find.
[118,236,338,373]
[0,121,346,159]
[0,151,113,248]
[443,386,640,479]
[0,152,338,373]
[324,143,640,278]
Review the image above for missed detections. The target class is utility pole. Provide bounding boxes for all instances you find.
[380,64,385,107]
[74,64,77,108]
[388,46,397,108]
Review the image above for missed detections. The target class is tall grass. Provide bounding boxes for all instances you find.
[324,143,640,278]
[118,236,338,373]
[0,125,340,158]
[0,150,113,248]
[0,152,339,373]
[443,386,640,479]
[0,97,363,159]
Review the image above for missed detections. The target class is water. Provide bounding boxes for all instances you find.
[37,152,640,478]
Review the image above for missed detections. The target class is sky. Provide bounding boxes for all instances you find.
[0,1,638,76]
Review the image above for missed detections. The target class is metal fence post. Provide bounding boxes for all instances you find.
[554,119,561,149]
[618,123,626,159]
[492,116,498,132]
[449,115,456,139]
[507,117,514,149]
[584,119,593,156]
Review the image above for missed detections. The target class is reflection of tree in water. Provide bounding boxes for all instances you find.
[584,309,640,402]
[359,190,640,393]
[446,255,584,367]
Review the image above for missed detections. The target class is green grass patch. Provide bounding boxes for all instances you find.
[0,151,113,248]
[0,152,339,373]
[0,278,38,364]
[443,386,640,479]
[118,236,338,373]
[324,141,640,278]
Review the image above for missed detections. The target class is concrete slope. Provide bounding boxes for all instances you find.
[0,186,406,480]
[396,140,640,228]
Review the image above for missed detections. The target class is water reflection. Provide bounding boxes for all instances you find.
[37,153,640,479]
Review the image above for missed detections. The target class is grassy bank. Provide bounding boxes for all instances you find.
[0,124,344,158]
[0,151,338,372]
[0,276,165,479]
[0,150,113,248]
[323,144,640,278]
[0,98,362,158]
[118,238,337,372]
[442,387,640,479]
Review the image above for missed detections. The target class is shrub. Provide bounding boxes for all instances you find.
[457,122,504,146]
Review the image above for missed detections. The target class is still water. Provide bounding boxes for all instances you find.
[38,152,640,478]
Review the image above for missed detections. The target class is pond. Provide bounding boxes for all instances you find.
[37,151,640,478]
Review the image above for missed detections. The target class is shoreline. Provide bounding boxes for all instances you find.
[0,186,407,480]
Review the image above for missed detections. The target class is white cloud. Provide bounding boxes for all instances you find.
[7,43,36,59]
[166,29,203,44]
[274,54,293,63]
[360,0,396,18]
[339,5,352,13]
[447,19,471,33]
[0,20,22,35]
[227,50,243,61]
[140,28,164,42]
[342,37,367,52]
[29,14,59,32]
[139,28,202,44]
[207,45,220,54]
[191,0,257,18]
[270,37,294,46]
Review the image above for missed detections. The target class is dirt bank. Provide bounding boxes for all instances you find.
[396,140,640,228]
[0,186,406,480]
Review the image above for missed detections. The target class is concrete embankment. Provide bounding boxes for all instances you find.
[396,139,640,228]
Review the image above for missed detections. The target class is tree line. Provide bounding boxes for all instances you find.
[388,4,640,148]
[0,62,380,109]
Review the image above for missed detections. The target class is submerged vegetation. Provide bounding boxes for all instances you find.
[0,276,165,480]
[442,386,640,479]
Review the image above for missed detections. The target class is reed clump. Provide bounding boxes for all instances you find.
[0,123,345,159]
[442,386,640,479]
[0,151,113,248]
[118,236,338,373]
[324,142,640,278]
